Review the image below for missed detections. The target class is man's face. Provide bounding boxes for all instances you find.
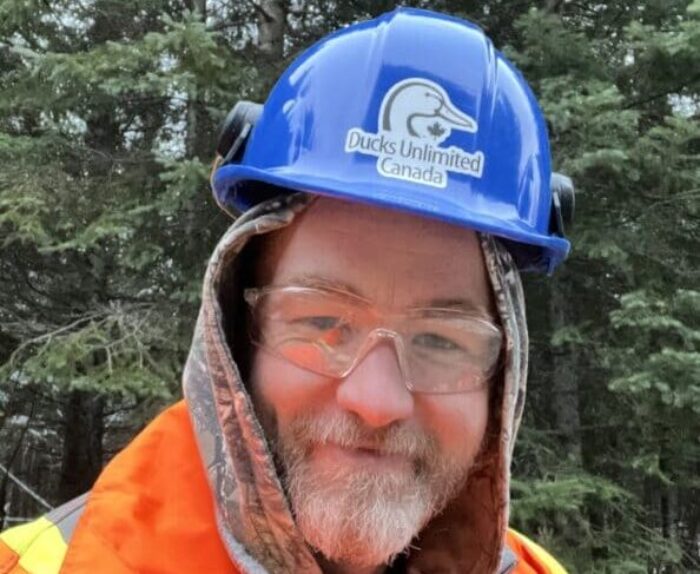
[249,197,494,569]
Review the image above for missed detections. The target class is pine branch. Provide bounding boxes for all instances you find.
[623,75,700,110]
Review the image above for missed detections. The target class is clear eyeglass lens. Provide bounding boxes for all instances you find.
[247,287,502,393]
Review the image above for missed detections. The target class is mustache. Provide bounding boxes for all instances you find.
[286,411,437,461]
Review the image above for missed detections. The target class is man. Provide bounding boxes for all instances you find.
[0,8,571,574]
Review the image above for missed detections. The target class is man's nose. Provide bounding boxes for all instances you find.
[336,341,414,428]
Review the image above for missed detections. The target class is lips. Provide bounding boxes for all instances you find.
[313,441,411,471]
[355,445,382,455]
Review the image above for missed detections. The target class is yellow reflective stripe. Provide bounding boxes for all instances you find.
[511,530,568,574]
[0,518,67,574]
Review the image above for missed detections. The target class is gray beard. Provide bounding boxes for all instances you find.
[276,412,471,569]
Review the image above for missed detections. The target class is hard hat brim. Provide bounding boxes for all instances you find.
[212,163,570,274]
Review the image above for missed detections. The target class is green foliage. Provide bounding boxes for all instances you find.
[610,289,700,412]
[505,1,699,571]
[3,305,176,398]
[0,1,238,428]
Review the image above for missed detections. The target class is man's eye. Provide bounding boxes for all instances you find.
[296,316,342,330]
[412,332,462,351]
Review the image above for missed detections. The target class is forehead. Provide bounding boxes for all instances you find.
[260,197,492,311]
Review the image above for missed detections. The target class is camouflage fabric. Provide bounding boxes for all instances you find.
[182,193,528,574]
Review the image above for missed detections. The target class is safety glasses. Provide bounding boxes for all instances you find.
[244,286,502,394]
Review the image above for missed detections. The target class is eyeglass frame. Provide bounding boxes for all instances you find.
[243,284,504,394]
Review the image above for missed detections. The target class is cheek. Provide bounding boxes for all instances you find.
[418,390,490,460]
[249,349,334,430]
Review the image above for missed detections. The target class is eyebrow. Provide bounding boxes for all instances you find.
[279,275,493,317]
[281,274,367,299]
[419,297,492,317]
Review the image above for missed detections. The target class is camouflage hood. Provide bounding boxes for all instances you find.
[182,193,529,574]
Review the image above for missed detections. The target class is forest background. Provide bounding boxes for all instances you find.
[0,0,698,572]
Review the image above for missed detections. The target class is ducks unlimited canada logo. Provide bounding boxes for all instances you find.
[344,78,484,188]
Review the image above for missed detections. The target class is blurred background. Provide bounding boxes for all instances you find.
[0,1,698,571]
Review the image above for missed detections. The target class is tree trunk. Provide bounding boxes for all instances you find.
[0,399,34,527]
[257,0,286,60]
[185,0,211,160]
[549,276,582,462]
[57,391,104,501]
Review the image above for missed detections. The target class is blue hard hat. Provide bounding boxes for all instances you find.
[212,8,571,273]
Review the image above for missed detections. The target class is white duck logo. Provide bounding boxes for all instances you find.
[380,79,477,144]
[345,77,485,188]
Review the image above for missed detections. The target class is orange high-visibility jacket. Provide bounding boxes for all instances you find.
[0,402,566,574]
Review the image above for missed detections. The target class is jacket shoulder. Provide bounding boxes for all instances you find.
[507,529,568,574]
[0,494,88,574]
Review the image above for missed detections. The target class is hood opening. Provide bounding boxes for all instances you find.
[218,235,265,388]
[184,194,528,573]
